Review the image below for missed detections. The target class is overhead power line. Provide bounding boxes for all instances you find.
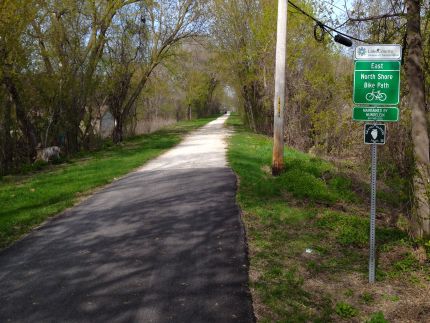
[287,0,372,45]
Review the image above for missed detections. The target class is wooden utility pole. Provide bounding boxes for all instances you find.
[272,0,287,175]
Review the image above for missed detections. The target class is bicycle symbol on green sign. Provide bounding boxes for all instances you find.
[365,89,387,102]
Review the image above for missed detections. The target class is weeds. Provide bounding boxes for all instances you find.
[360,292,375,305]
[335,302,359,318]
[366,311,389,323]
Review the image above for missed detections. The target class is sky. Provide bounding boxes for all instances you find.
[320,0,353,21]
[315,0,357,56]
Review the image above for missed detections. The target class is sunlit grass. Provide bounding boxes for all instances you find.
[226,114,425,322]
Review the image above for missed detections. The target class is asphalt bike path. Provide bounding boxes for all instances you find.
[0,114,254,322]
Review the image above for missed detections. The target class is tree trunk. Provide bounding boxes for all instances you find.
[66,121,80,154]
[1,93,13,175]
[176,104,181,121]
[406,0,430,237]
[3,76,38,161]
[64,100,81,154]
[112,118,123,144]
[242,85,257,132]
[112,108,124,144]
[203,77,218,116]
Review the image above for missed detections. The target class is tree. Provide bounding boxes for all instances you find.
[405,0,429,237]
[0,1,39,161]
[105,0,207,142]
[175,41,221,119]
[24,0,146,152]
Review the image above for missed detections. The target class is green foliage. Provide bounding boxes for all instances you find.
[344,289,354,297]
[392,253,419,273]
[282,169,337,203]
[316,211,369,247]
[425,240,430,258]
[255,266,333,322]
[19,157,66,174]
[366,311,389,323]
[50,155,65,165]
[361,292,375,305]
[316,210,407,249]
[382,294,400,302]
[328,175,359,202]
[181,66,220,118]
[335,302,359,318]
[20,160,49,173]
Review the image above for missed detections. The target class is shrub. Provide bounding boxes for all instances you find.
[366,311,388,323]
[282,169,337,203]
[335,302,358,318]
[316,211,368,247]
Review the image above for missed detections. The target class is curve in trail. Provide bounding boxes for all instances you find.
[0,114,254,323]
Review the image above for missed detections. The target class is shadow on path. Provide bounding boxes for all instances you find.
[0,167,254,322]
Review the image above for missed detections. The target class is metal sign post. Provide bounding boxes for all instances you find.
[364,123,385,284]
[369,143,377,283]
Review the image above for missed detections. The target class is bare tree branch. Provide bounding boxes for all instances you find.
[349,12,404,22]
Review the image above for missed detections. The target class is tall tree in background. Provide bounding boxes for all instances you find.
[211,0,272,133]
[106,0,207,143]
[32,0,145,152]
[405,0,429,237]
[0,1,38,162]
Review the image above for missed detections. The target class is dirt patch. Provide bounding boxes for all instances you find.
[303,271,430,322]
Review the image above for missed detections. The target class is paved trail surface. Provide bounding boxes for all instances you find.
[0,114,254,323]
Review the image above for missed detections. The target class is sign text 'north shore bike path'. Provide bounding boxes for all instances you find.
[353,60,400,105]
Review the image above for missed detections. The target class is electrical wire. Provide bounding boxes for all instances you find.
[287,0,372,44]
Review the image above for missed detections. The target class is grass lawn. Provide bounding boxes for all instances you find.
[227,114,430,322]
[0,117,216,249]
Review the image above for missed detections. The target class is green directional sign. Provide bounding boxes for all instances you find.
[353,106,399,122]
[353,61,400,105]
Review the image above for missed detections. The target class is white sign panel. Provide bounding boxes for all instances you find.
[355,45,402,61]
